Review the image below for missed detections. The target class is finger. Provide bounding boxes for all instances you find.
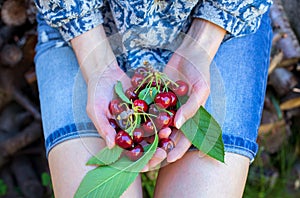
[167,132,191,163]
[141,164,149,172]
[141,148,167,172]
[158,127,172,139]
[88,109,116,149]
[174,83,210,129]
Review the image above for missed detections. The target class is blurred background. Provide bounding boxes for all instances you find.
[0,0,299,197]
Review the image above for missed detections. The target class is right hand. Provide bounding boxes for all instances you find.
[86,61,131,149]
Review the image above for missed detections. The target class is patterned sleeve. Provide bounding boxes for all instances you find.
[34,0,104,41]
[193,0,273,37]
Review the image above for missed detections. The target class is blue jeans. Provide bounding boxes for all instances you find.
[35,12,272,162]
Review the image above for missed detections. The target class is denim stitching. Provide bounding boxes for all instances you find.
[45,122,101,155]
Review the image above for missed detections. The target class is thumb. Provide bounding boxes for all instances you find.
[88,109,116,149]
[174,85,209,129]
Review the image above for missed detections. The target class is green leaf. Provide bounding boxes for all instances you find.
[180,106,224,163]
[75,135,159,198]
[0,179,7,196]
[138,87,158,105]
[115,81,131,104]
[176,95,188,109]
[86,146,123,166]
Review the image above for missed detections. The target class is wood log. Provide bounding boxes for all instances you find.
[258,119,289,153]
[280,91,300,110]
[20,34,37,67]
[268,67,298,97]
[1,0,27,27]
[24,69,36,85]
[0,88,11,112]
[0,67,41,120]
[270,0,300,66]
[0,103,30,140]
[25,0,38,24]
[281,0,300,40]
[0,26,19,48]
[285,108,300,120]
[268,51,284,74]
[0,121,42,167]
[12,88,41,120]
[272,31,286,45]
[11,156,43,198]
[0,44,23,67]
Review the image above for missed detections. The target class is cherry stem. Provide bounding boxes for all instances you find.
[126,113,138,135]
[135,74,153,92]
[158,108,174,116]
[120,102,131,111]
[159,72,179,88]
[141,77,154,101]
[135,112,157,118]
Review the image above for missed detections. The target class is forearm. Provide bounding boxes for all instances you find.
[70,25,117,82]
[183,18,226,58]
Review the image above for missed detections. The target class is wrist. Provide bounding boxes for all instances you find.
[182,19,226,57]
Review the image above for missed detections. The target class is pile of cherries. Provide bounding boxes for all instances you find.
[108,66,189,161]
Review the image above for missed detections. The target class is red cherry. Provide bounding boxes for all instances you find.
[133,99,148,113]
[109,99,125,115]
[170,80,189,96]
[155,112,171,130]
[135,67,149,77]
[142,119,155,136]
[125,144,144,161]
[159,138,175,153]
[116,117,131,130]
[115,130,133,149]
[148,104,160,116]
[168,110,176,127]
[125,87,138,101]
[108,119,120,132]
[146,77,161,87]
[132,127,144,144]
[154,92,171,109]
[144,135,155,144]
[131,73,144,88]
[167,91,178,107]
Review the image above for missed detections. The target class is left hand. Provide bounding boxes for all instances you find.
[164,19,226,163]
[164,47,212,163]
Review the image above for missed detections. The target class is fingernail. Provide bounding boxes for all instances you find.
[167,155,177,163]
[157,149,167,159]
[106,136,114,148]
[175,116,184,129]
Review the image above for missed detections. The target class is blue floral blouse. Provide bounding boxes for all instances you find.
[35,0,273,70]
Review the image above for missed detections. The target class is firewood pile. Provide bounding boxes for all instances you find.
[259,0,300,153]
[0,0,298,197]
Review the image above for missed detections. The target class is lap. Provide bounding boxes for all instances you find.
[155,151,249,198]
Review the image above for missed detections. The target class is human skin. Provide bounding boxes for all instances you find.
[47,18,250,197]
[154,19,250,198]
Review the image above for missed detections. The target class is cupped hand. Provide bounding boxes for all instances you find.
[71,25,168,169]
[87,62,168,170]
[163,42,213,163]
[86,61,131,149]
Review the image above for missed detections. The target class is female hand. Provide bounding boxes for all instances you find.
[164,19,226,163]
[71,25,167,169]
[86,61,131,148]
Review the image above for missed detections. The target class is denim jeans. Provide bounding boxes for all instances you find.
[35,11,272,162]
